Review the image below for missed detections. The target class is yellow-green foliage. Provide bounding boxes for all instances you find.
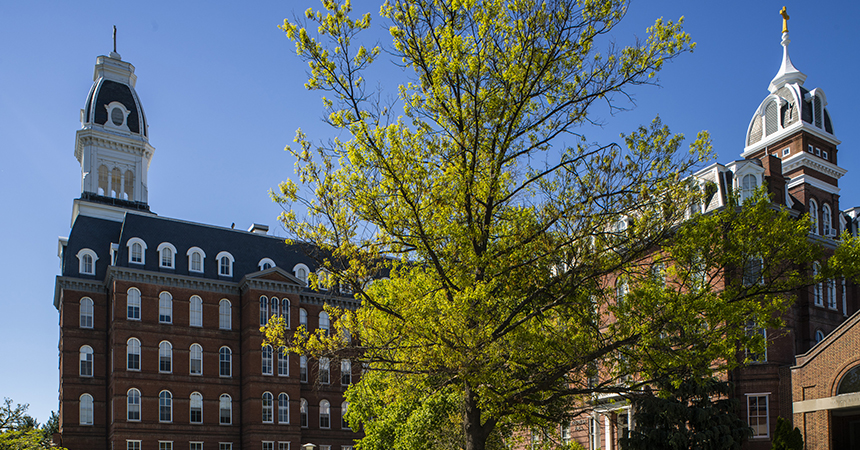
[263,2,856,450]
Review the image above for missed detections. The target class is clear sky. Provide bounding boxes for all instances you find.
[0,1,857,423]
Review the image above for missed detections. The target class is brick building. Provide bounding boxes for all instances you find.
[54,49,358,450]
[563,15,860,450]
[792,310,860,449]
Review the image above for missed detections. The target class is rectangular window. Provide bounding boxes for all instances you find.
[815,147,821,156]
[127,441,141,450]
[279,443,291,450]
[808,144,814,153]
[262,442,274,450]
[220,444,233,450]
[190,443,203,450]
[747,395,769,437]
[823,151,829,160]
[782,147,790,157]
[745,323,767,363]
[159,442,173,450]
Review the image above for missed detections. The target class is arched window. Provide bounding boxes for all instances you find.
[837,365,860,395]
[317,269,330,291]
[827,278,837,309]
[80,298,94,328]
[809,199,820,235]
[843,278,848,316]
[341,359,352,386]
[190,296,203,327]
[124,170,134,200]
[277,347,288,376]
[319,311,330,336]
[341,401,350,429]
[127,389,141,421]
[741,174,757,203]
[278,393,289,424]
[259,258,276,271]
[319,400,331,428]
[219,394,232,425]
[159,341,173,373]
[127,288,141,320]
[813,262,823,306]
[743,257,764,287]
[319,357,330,384]
[281,299,291,327]
[300,399,308,428]
[299,308,308,328]
[219,299,232,330]
[262,345,273,375]
[271,297,279,319]
[187,247,205,273]
[77,248,97,275]
[79,394,93,425]
[111,167,121,198]
[159,292,173,324]
[127,238,147,264]
[815,329,826,344]
[300,356,308,383]
[97,165,108,195]
[260,296,269,326]
[293,263,310,284]
[262,392,274,423]
[190,392,203,424]
[190,344,203,375]
[127,338,141,371]
[216,251,234,277]
[823,204,833,236]
[159,391,173,423]
[80,345,93,377]
[219,347,232,377]
[157,243,177,269]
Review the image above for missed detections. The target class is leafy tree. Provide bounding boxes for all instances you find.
[264,1,857,449]
[0,399,65,450]
[0,399,30,432]
[770,416,803,450]
[621,377,752,450]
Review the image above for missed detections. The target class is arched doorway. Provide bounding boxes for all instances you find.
[833,365,860,449]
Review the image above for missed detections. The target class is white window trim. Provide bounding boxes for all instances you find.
[292,263,310,284]
[127,287,141,321]
[127,237,147,265]
[259,258,276,271]
[216,251,235,277]
[190,295,203,327]
[127,388,141,422]
[190,343,203,376]
[745,393,770,439]
[781,147,790,157]
[79,393,94,425]
[80,297,94,329]
[77,248,98,275]
[219,299,232,330]
[157,242,177,269]
[186,247,206,273]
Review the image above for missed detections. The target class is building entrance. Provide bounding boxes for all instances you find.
[831,407,860,450]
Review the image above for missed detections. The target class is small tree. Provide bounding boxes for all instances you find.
[770,417,803,450]
[622,377,752,450]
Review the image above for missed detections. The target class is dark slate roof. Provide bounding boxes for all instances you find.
[63,211,321,283]
[63,215,124,280]
[84,79,147,137]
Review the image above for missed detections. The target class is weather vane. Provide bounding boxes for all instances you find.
[780,6,789,33]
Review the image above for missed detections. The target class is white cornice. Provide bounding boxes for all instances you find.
[742,121,841,158]
[782,152,848,180]
[75,128,154,163]
[53,276,106,309]
[787,175,841,196]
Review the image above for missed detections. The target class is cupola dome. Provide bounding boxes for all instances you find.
[81,53,148,138]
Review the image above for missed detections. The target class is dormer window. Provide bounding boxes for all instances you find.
[105,101,131,131]
[187,247,206,273]
[216,251,234,277]
[258,258,276,271]
[127,237,147,265]
[157,243,177,269]
[740,174,757,204]
[77,248,98,275]
[293,263,310,284]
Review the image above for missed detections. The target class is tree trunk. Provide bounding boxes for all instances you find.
[463,383,495,450]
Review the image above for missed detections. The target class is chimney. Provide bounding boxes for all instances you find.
[248,223,269,235]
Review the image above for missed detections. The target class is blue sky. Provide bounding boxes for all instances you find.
[0,1,857,422]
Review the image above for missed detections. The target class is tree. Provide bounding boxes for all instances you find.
[264,1,846,449]
[621,377,752,450]
[770,416,803,450]
[0,399,65,450]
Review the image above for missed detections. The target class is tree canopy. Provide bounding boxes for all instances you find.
[264,1,855,449]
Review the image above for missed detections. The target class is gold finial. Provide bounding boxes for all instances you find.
[780,6,790,33]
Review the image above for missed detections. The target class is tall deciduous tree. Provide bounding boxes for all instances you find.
[264,1,842,449]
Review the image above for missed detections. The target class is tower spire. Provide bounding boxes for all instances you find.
[768,6,806,93]
[110,25,121,60]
